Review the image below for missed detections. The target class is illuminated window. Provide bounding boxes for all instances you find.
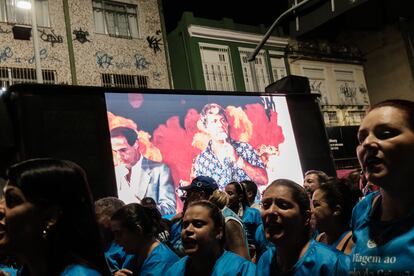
[92,0,139,39]
[101,73,148,88]
[0,0,50,27]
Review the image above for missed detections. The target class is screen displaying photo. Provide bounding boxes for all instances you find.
[105,92,303,213]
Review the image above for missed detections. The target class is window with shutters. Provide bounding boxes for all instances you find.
[270,56,287,81]
[199,43,235,91]
[239,48,270,92]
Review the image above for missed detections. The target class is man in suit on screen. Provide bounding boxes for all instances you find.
[110,124,176,216]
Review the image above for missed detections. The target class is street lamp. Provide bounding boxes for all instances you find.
[17,0,43,83]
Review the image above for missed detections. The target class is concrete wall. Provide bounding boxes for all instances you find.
[0,0,71,84]
[69,0,170,88]
[0,0,170,88]
[289,59,369,106]
[289,59,369,126]
[339,24,414,103]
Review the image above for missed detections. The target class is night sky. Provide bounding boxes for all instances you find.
[161,0,288,33]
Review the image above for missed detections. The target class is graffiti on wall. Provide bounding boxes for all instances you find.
[27,48,61,63]
[146,30,162,54]
[152,71,161,83]
[0,47,13,63]
[134,54,151,70]
[40,29,63,46]
[0,25,11,34]
[95,51,161,84]
[339,82,356,98]
[73,28,91,44]
[95,51,152,70]
[28,48,49,64]
[1,46,61,64]
[96,51,113,69]
[310,80,323,94]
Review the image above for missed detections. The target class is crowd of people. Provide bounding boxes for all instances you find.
[0,98,413,275]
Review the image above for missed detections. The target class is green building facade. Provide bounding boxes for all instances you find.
[167,12,290,92]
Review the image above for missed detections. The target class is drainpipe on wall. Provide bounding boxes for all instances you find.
[62,0,77,85]
[157,0,174,89]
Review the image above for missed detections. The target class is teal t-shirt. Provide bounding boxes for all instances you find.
[60,264,102,276]
[104,241,135,273]
[1,263,103,276]
[350,192,414,274]
[0,264,18,276]
[166,250,255,275]
[140,243,179,275]
[256,239,350,275]
[242,206,262,246]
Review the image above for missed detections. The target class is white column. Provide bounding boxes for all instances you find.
[30,0,43,83]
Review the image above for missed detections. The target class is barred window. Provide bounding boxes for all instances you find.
[0,0,50,27]
[101,73,148,88]
[347,110,366,125]
[93,0,139,39]
[0,67,56,89]
[324,111,339,125]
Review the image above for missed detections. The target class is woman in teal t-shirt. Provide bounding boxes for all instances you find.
[351,99,414,273]
[167,200,255,275]
[256,179,349,275]
[110,203,178,275]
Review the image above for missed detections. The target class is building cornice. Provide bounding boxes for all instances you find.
[187,25,289,48]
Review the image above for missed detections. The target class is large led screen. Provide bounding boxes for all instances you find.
[105,93,303,214]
